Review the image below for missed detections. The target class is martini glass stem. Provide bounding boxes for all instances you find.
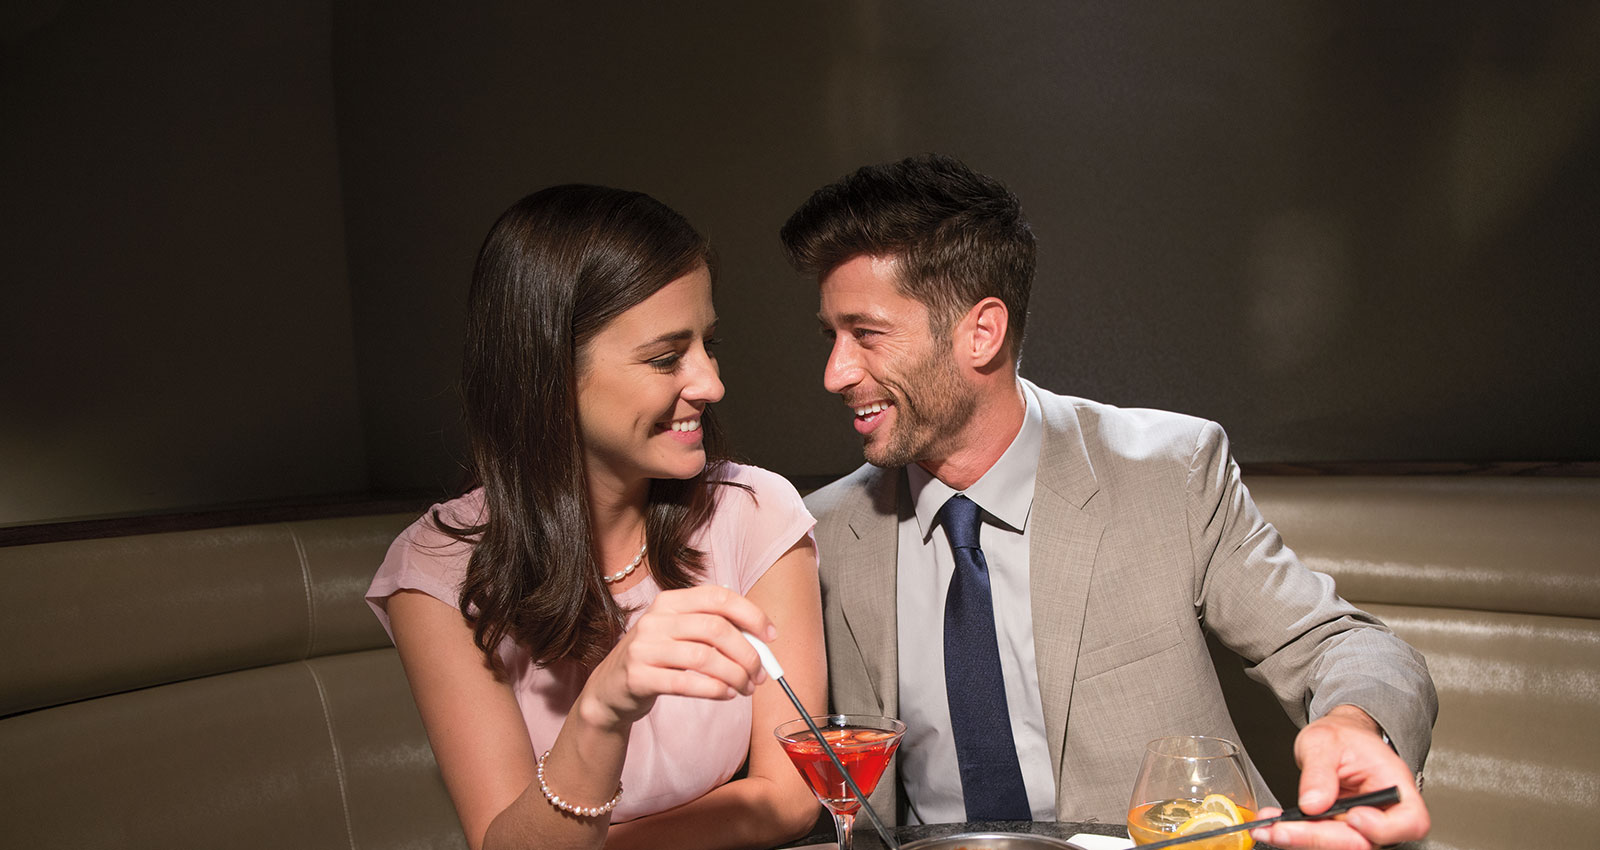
[832,809,855,850]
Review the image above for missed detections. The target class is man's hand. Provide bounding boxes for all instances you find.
[1250,705,1429,850]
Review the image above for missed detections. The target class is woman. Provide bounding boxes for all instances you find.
[367,185,825,850]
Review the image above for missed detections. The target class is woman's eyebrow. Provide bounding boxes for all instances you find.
[633,329,694,352]
[631,318,717,353]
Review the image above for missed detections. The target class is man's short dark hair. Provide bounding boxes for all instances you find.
[780,153,1036,350]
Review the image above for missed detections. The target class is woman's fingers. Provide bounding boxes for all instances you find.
[620,663,749,701]
[654,584,776,642]
[623,617,761,695]
[651,587,771,672]
[620,588,775,698]
[578,585,778,731]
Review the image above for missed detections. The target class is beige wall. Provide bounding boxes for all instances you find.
[5,2,1598,526]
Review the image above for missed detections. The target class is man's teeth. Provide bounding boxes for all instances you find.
[668,419,701,432]
[854,402,890,417]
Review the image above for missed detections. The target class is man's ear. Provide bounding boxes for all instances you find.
[959,297,1011,369]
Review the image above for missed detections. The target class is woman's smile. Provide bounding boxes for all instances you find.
[658,416,705,442]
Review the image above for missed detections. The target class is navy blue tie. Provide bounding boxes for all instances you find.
[938,494,1032,821]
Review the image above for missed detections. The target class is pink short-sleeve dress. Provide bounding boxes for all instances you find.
[366,462,815,822]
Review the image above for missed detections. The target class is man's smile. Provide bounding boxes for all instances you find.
[847,399,894,435]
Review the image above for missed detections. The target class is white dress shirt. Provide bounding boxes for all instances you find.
[897,382,1056,823]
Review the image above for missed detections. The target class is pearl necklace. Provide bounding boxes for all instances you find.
[602,542,648,584]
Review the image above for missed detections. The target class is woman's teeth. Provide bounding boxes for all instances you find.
[854,402,889,418]
[668,419,701,432]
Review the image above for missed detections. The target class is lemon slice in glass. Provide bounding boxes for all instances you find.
[1176,812,1238,835]
[1175,804,1252,850]
[1199,793,1244,824]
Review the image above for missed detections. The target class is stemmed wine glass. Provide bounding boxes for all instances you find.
[1127,736,1258,850]
[776,714,905,850]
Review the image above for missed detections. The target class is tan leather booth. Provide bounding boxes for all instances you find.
[3,477,1597,850]
[1227,476,1600,850]
[0,513,465,849]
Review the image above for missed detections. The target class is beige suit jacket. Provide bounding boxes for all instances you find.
[806,381,1436,825]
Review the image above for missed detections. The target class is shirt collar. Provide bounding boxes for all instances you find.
[907,381,1043,540]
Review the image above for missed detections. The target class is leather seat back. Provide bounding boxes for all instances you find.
[1224,476,1600,850]
[0,514,465,850]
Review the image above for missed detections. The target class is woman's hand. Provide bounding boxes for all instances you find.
[603,536,826,850]
[576,584,776,733]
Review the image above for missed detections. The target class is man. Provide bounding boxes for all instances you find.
[780,154,1435,850]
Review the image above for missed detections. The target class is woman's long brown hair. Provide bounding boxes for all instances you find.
[438,185,732,671]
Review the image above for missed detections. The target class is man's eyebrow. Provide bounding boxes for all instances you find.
[817,311,884,327]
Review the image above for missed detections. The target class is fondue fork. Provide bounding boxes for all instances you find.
[1134,787,1402,850]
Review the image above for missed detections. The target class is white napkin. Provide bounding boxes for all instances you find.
[788,832,1134,849]
[1068,833,1136,850]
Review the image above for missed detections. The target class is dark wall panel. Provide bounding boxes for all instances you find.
[4,2,1596,525]
[336,1,1600,496]
[1,1,367,525]
[331,2,866,493]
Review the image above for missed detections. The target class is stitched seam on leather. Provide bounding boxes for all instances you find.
[307,661,359,850]
[291,526,316,659]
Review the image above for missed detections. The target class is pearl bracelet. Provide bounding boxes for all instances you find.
[536,749,623,818]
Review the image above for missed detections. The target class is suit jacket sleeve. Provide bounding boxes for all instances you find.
[1185,421,1438,772]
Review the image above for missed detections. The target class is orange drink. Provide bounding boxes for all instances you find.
[1127,795,1257,850]
[1127,737,1257,850]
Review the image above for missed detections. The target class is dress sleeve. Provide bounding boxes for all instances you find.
[710,464,818,595]
[365,493,483,641]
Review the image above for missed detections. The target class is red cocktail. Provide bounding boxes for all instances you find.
[776,714,905,850]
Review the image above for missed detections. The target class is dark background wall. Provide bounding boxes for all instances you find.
[4,1,1597,527]
[3,1,365,525]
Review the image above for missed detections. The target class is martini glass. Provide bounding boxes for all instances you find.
[776,714,905,850]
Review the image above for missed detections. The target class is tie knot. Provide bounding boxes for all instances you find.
[937,494,984,550]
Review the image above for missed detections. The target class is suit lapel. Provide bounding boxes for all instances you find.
[1024,382,1106,805]
[838,467,904,718]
